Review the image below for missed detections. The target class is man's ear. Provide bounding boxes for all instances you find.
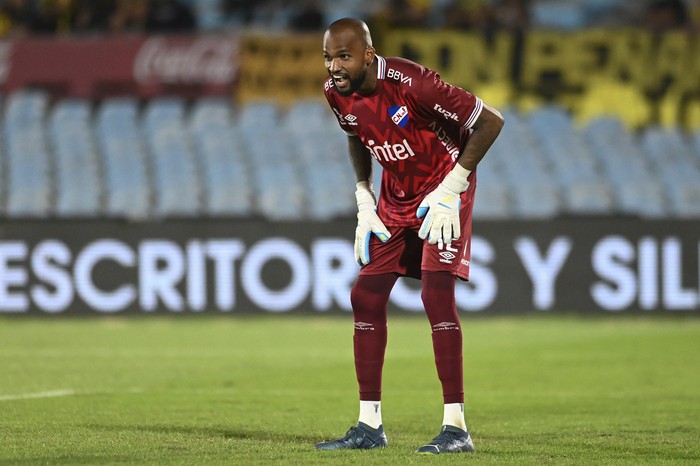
[365,46,375,66]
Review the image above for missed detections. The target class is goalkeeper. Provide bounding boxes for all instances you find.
[316,18,504,454]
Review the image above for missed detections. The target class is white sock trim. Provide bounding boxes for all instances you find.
[358,400,382,429]
[442,402,467,431]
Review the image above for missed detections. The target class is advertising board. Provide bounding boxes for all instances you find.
[1,218,697,315]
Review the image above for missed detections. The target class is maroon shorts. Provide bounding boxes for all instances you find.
[359,186,475,281]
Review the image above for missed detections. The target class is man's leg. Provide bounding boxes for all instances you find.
[417,271,474,454]
[351,273,397,420]
[421,271,463,407]
[315,273,396,450]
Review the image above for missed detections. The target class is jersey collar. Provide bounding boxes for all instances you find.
[376,55,386,80]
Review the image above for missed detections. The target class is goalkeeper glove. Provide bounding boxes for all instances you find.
[416,164,471,245]
[354,181,391,266]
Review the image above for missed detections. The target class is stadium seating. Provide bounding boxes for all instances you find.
[142,97,202,217]
[48,99,102,217]
[531,1,587,30]
[96,97,152,219]
[2,90,52,217]
[190,96,253,216]
[2,91,700,221]
[283,99,356,219]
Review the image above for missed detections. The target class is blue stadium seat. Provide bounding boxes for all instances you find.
[529,107,614,214]
[96,98,152,219]
[531,1,587,30]
[473,183,512,219]
[583,116,670,216]
[615,179,667,218]
[48,99,102,216]
[142,97,202,217]
[189,97,253,216]
[561,179,614,215]
[3,90,52,217]
[640,126,700,217]
[691,130,700,161]
[283,99,355,219]
[510,177,562,219]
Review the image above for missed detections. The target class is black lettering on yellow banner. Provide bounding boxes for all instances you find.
[383,30,513,89]
[237,34,327,105]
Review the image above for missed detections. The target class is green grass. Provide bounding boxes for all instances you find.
[0,315,699,465]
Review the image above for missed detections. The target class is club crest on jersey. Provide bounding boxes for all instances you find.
[388,105,409,127]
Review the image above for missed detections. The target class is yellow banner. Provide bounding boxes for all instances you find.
[236,29,700,128]
[237,33,327,106]
[382,29,700,129]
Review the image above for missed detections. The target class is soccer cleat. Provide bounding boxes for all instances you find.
[315,422,388,450]
[416,425,474,454]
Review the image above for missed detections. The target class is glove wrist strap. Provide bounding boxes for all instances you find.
[355,181,376,211]
[441,164,471,194]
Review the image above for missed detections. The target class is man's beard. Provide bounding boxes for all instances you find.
[334,68,367,96]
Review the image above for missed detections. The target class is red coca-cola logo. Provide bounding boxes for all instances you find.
[133,37,237,85]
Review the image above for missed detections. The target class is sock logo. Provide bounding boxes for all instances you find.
[432,321,459,331]
[354,322,375,331]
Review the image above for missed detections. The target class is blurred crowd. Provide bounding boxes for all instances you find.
[378,0,699,33]
[0,0,196,36]
[0,0,698,37]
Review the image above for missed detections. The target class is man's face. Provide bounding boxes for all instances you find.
[323,28,372,96]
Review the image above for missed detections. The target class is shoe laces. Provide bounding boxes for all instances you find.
[342,426,366,444]
[344,425,380,446]
[430,428,463,446]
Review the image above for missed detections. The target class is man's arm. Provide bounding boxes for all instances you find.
[417,103,504,245]
[348,134,373,183]
[457,103,504,171]
[346,134,391,265]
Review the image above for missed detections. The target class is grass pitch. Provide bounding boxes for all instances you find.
[0,314,698,465]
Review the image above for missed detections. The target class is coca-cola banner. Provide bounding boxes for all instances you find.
[1,35,239,99]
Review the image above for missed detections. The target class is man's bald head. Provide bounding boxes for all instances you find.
[325,18,373,48]
[323,18,377,96]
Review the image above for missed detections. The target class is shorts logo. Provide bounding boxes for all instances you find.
[439,251,456,261]
[388,105,409,127]
[437,242,458,264]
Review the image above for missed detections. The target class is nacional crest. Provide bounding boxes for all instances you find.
[388,105,409,127]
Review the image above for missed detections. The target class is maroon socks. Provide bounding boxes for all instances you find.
[421,271,464,404]
[350,273,397,400]
[350,271,464,404]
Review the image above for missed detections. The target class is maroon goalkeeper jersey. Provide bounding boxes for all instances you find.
[324,56,483,227]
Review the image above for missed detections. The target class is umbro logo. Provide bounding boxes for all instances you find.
[439,251,456,260]
[354,322,375,331]
[332,108,358,126]
[433,322,459,331]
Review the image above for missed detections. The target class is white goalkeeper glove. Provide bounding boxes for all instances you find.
[354,181,391,266]
[416,164,471,245]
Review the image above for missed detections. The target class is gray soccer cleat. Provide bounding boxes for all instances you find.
[315,422,388,450]
[416,425,474,454]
